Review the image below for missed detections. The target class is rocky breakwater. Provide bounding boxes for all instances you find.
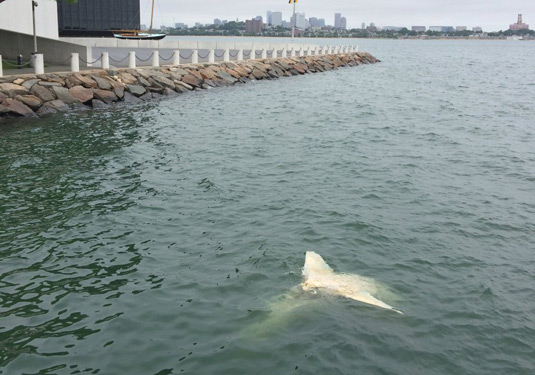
[0,52,379,120]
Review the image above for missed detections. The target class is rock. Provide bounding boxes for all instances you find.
[69,86,94,103]
[38,100,69,114]
[30,85,56,102]
[1,98,36,117]
[38,81,63,88]
[0,92,7,101]
[73,73,97,88]
[139,92,152,101]
[148,87,164,94]
[175,81,193,91]
[251,68,267,80]
[119,72,138,84]
[217,71,237,84]
[187,69,203,80]
[123,91,143,104]
[163,88,178,96]
[91,99,108,109]
[152,76,175,89]
[21,79,40,90]
[114,86,125,99]
[147,78,164,89]
[181,74,202,88]
[126,84,146,97]
[52,86,80,104]
[92,75,113,90]
[93,89,118,104]
[151,92,163,99]
[14,95,43,111]
[198,68,218,80]
[13,78,25,85]
[137,76,151,87]
[0,83,30,98]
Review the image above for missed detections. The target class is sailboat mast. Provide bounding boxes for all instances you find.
[149,0,155,34]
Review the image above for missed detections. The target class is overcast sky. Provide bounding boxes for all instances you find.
[140,0,534,31]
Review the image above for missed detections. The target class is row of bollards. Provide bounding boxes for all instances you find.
[1,45,359,77]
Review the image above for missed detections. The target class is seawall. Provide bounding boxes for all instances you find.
[0,52,379,120]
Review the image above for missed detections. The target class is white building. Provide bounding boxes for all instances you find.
[0,0,58,39]
[271,11,282,27]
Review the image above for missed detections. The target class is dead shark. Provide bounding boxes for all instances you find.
[302,251,403,314]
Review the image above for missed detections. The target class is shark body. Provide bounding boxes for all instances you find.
[301,251,403,314]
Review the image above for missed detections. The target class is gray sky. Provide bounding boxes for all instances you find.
[140,0,534,32]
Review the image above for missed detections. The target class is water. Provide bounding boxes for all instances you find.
[1,39,535,375]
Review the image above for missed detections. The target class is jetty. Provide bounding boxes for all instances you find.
[0,52,379,119]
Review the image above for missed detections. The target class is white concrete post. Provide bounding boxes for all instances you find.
[34,54,44,74]
[282,49,287,58]
[208,50,215,63]
[71,53,79,72]
[237,49,243,61]
[173,50,180,65]
[152,51,159,67]
[261,49,267,59]
[86,46,93,67]
[355,45,359,53]
[128,51,136,68]
[224,49,230,62]
[307,47,311,56]
[272,48,277,58]
[250,48,255,60]
[191,50,198,64]
[299,48,304,57]
[0,55,3,77]
[102,52,110,69]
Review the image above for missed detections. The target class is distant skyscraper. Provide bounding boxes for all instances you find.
[456,26,467,31]
[509,14,529,30]
[411,26,426,32]
[291,13,306,30]
[266,11,272,25]
[472,26,483,32]
[340,17,347,30]
[214,18,222,26]
[334,13,342,29]
[271,11,283,27]
[362,22,366,30]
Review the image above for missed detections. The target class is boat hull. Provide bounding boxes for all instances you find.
[114,34,166,40]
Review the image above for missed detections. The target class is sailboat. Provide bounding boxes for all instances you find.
[114,0,166,40]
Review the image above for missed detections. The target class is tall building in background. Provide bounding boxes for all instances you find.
[266,11,272,25]
[245,18,263,34]
[509,14,529,30]
[57,0,140,37]
[334,13,342,29]
[271,11,283,27]
[340,17,347,30]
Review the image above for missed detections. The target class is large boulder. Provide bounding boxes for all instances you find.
[181,74,202,88]
[92,75,113,90]
[30,85,56,102]
[126,84,146,97]
[52,86,80,104]
[72,73,97,88]
[93,89,118,104]
[69,86,94,103]
[15,95,43,111]
[0,83,30,98]
[36,100,69,116]
[1,98,36,117]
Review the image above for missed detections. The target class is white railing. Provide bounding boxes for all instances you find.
[0,45,358,76]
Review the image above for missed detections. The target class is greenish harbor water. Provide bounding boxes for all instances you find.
[1,40,534,374]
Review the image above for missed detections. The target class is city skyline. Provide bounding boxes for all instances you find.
[140,0,533,31]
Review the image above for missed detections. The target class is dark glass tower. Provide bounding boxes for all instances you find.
[57,0,140,37]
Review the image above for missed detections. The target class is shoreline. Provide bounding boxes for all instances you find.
[0,52,379,121]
